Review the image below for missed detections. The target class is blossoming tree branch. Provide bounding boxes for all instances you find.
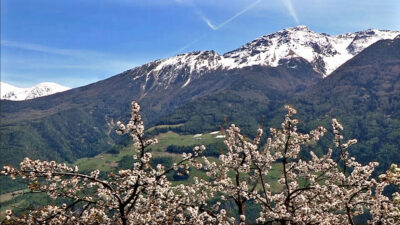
[1,101,400,224]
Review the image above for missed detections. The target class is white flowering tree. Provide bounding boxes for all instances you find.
[0,101,220,224]
[1,102,400,224]
[201,105,400,224]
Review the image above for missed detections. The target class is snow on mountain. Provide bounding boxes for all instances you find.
[0,82,70,101]
[132,51,228,90]
[133,26,399,88]
[224,26,400,75]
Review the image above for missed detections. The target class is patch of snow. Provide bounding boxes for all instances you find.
[209,131,220,134]
[193,134,203,138]
[215,135,226,139]
[182,77,191,88]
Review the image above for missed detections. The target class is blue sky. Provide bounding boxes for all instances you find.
[1,0,399,88]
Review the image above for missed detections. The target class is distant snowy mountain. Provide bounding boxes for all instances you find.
[134,26,399,88]
[0,82,70,101]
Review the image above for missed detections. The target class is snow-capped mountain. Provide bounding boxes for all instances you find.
[134,26,399,88]
[224,26,400,75]
[0,82,70,101]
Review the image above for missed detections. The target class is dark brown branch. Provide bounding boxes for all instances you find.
[282,121,292,207]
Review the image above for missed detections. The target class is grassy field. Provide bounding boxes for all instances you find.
[145,123,184,132]
[0,189,30,204]
[75,145,135,172]
[149,131,223,152]
[75,130,224,172]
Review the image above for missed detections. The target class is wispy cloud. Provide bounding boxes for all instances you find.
[1,40,101,57]
[214,0,262,30]
[1,40,136,70]
[282,0,300,24]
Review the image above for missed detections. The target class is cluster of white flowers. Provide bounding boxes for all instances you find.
[1,102,399,224]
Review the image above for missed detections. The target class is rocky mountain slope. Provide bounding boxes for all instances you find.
[0,82,70,101]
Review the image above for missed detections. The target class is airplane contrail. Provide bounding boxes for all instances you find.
[196,10,217,30]
[197,0,262,31]
[171,34,208,55]
[214,0,262,30]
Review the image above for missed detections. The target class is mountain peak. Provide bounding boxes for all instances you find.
[176,50,217,57]
[0,82,70,101]
[284,25,311,32]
